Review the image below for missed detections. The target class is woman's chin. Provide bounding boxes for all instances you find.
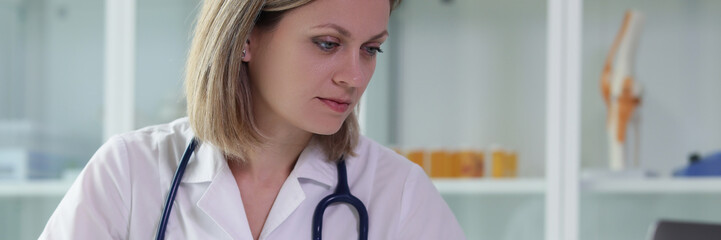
[307,123,343,136]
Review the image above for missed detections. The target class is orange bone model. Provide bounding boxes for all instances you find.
[601,10,644,170]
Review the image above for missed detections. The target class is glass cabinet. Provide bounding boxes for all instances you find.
[364,0,548,239]
[579,0,721,240]
[0,0,195,239]
[1,0,105,238]
[1,0,720,239]
[367,0,721,239]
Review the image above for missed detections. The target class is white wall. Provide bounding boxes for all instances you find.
[134,0,197,128]
[1,1,104,238]
[0,0,105,162]
[0,1,20,119]
[36,0,104,163]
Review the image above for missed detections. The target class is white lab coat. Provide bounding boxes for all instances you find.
[39,118,465,239]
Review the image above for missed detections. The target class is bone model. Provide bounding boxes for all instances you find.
[601,10,644,171]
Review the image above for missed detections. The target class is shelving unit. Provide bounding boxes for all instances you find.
[0,181,72,197]
[0,179,549,197]
[577,0,721,239]
[0,120,33,132]
[434,179,545,195]
[582,178,721,194]
[2,0,719,239]
[433,177,721,196]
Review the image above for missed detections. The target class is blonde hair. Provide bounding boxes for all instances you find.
[185,0,401,162]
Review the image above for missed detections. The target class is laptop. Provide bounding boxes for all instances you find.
[648,220,721,240]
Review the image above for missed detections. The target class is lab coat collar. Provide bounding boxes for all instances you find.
[259,165,306,239]
[259,137,336,239]
[197,163,254,239]
[180,140,225,183]
[292,137,337,189]
[179,137,337,186]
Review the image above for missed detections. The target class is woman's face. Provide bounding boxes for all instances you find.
[247,0,390,135]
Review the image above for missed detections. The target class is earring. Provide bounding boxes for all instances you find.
[242,49,247,59]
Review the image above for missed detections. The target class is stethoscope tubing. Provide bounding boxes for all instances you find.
[312,158,369,240]
[155,138,368,240]
[155,138,197,240]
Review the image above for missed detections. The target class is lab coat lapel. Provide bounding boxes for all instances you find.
[258,172,305,240]
[181,141,224,183]
[192,137,337,239]
[293,138,336,188]
[258,137,335,239]
[196,160,254,239]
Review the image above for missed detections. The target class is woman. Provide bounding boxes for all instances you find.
[40,0,464,239]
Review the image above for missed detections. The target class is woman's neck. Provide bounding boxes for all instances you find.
[229,120,313,183]
[226,127,312,240]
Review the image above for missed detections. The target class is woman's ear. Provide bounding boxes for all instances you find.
[243,28,264,62]
[241,39,251,62]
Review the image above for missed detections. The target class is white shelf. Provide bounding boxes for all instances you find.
[9,178,718,196]
[1,179,549,196]
[582,178,721,194]
[433,178,546,195]
[0,180,72,197]
[0,120,33,132]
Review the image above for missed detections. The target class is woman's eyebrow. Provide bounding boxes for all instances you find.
[311,23,389,40]
[312,23,352,37]
[369,30,389,40]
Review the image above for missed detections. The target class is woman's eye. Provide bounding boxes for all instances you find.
[364,46,384,56]
[314,40,339,51]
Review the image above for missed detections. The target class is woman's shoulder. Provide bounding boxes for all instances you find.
[352,135,426,190]
[85,117,195,195]
[353,136,465,239]
[119,117,193,147]
[108,117,193,157]
[354,135,420,173]
[96,117,193,175]
[39,118,194,239]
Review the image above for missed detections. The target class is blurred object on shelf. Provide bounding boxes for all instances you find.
[600,10,645,171]
[491,147,518,178]
[430,149,450,178]
[399,147,486,179]
[648,219,721,240]
[0,149,63,181]
[457,150,484,177]
[674,151,721,177]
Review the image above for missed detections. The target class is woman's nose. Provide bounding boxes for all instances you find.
[332,51,366,88]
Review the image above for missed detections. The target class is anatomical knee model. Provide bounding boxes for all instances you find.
[601,10,644,171]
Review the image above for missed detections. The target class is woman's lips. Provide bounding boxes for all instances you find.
[318,97,350,113]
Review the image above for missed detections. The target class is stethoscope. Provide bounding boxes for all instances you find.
[155,138,369,240]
